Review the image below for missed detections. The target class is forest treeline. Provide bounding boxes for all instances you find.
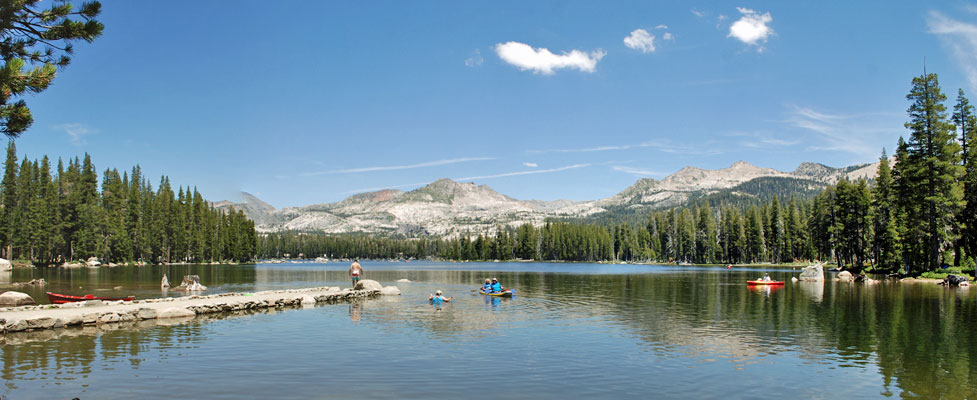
[259,72,977,275]
[0,143,257,265]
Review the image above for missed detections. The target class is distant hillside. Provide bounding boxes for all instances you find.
[220,160,879,237]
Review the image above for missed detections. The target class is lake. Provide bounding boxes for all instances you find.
[1,261,975,399]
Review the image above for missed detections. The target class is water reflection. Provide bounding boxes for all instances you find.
[1,263,975,398]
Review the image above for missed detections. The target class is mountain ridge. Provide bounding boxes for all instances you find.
[217,160,880,236]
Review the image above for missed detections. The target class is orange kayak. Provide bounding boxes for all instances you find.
[746,280,784,286]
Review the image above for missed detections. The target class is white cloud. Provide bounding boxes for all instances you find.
[494,41,605,74]
[304,157,495,176]
[624,29,657,53]
[523,162,538,167]
[663,32,674,41]
[457,163,589,181]
[611,165,667,177]
[728,8,774,50]
[55,123,96,146]
[655,24,669,30]
[464,49,484,67]
[927,11,977,90]
[691,9,705,17]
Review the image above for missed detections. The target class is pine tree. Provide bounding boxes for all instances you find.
[872,150,900,271]
[899,72,964,270]
[0,1,103,138]
[0,141,17,258]
[953,89,977,263]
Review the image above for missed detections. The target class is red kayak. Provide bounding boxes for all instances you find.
[46,292,135,304]
[746,280,785,286]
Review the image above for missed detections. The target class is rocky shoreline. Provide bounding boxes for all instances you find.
[0,281,400,334]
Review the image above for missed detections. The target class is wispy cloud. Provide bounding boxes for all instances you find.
[784,106,895,158]
[523,162,538,167]
[728,7,774,51]
[528,140,722,156]
[55,123,96,146]
[927,11,977,90]
[339,181,433,195]
[691,9,705,18]
[464,49,484,67]
[726,131,800,149]
[611,165,667,177]
[457,164,589,181]
[303,157,494,176]
[495,41,605,74]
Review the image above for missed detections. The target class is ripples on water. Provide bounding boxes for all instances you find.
[2,262,976,398]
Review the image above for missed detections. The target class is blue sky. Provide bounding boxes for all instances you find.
[12,1,977,208]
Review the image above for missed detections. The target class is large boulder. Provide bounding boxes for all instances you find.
[0,291,36,307]
[837,271,853,281]
[354,279,383,291]
[0,258,11,271]
[798,264,824,282]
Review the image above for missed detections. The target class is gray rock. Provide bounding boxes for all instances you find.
[300,295,316,305]
[396,278,411,283]
[798,264,824,282]
[27,317,57,330]
[0,291,36,307]
[98,313,120,324]
[0,258,11,271]
[136,308,158,320]
[380,286,402,295]
[157,307,195,319]
[354,279,383,291]
[837,271,853,281]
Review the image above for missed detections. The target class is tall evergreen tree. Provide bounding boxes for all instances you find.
[871,150,900,271]
[899,72,964,270]
[953,89,977,263]
[0,140,17,257]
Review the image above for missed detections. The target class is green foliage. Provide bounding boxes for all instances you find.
[0,149,256,264]
[0,0,103,138]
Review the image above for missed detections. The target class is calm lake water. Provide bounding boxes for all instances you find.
[2,261,976,399]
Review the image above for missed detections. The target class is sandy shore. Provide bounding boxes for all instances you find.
[0,286,382,334]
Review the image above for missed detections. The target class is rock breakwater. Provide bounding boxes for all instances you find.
[0,286,385,334]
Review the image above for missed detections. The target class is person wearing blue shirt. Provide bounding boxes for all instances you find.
[429,290,453,304]
[482,279,493,293]
[490,278,503,293]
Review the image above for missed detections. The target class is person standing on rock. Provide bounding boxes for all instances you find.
[349,260,363,288]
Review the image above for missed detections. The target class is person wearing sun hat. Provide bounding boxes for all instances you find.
[429,290,453,304]
[490,278,503,293]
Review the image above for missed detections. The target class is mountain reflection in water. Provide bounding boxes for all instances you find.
[1,262,975,398]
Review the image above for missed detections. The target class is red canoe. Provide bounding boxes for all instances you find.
[46,292,135,304]
[746,280,785,286]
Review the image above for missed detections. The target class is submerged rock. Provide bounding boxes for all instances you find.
[396,278,411,283]
[798,264,824,282]
[380,286,401,295]
[837,271,853,281]
[0,291,36,307]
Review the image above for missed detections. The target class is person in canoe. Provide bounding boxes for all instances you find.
[429,290,453,304]
[482,279,493,293]
[490,278,504,293]
[762,273,771,282]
